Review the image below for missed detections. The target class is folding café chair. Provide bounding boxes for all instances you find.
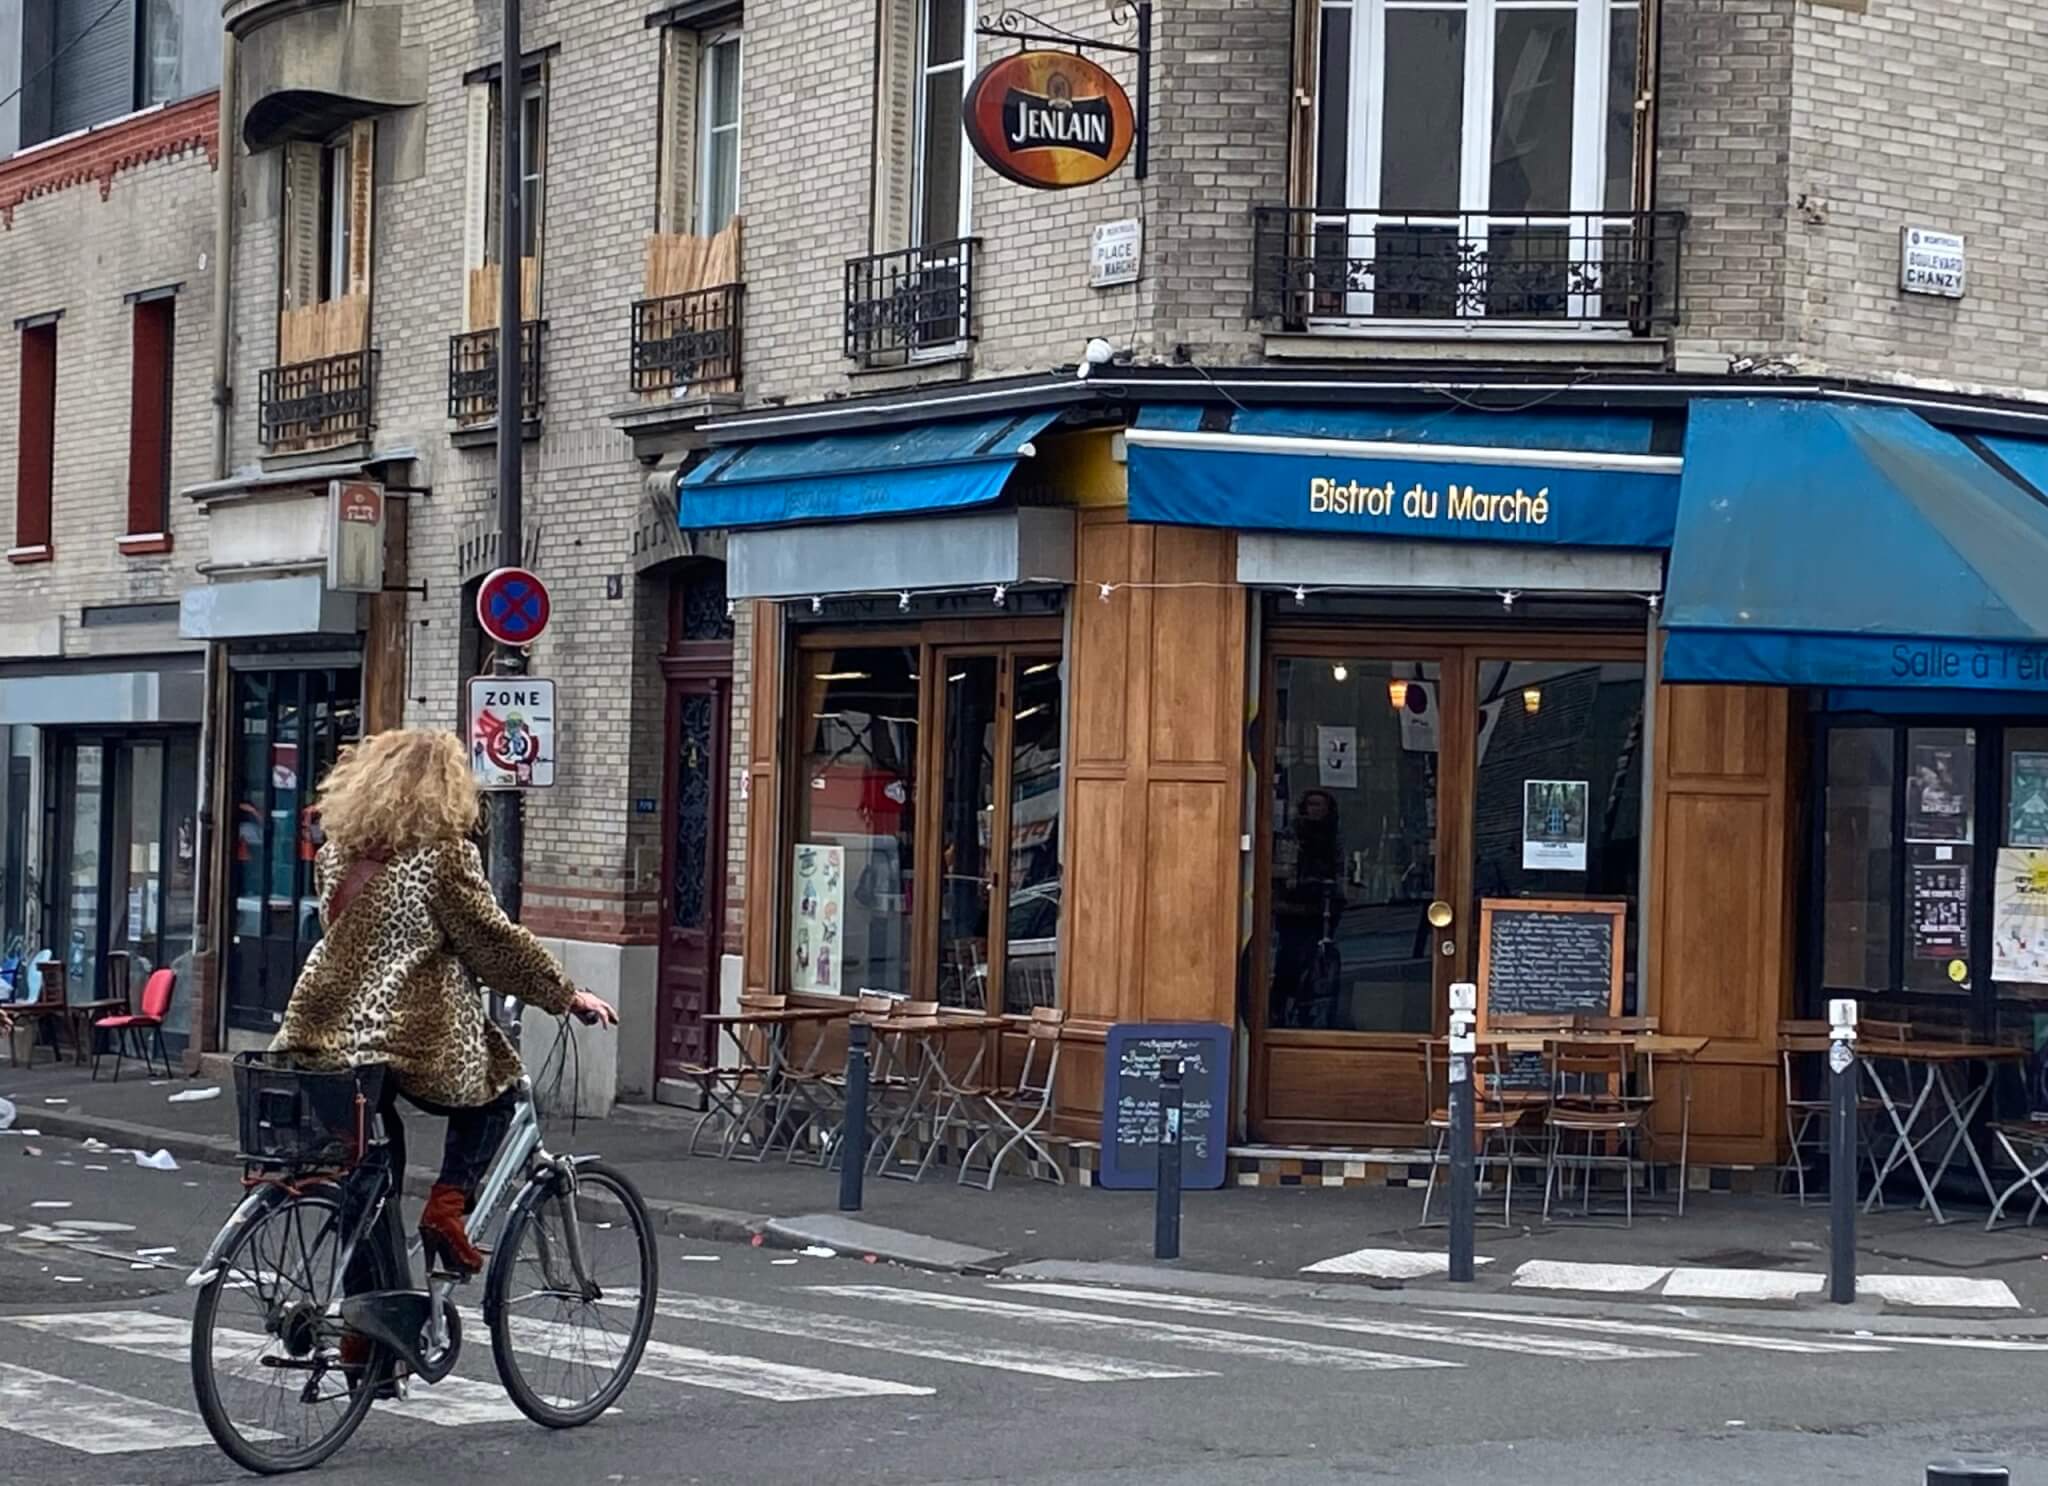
[93,967,176,1081]
[1418,1038,1524,1228]
[1777,1018,1889,1206]
[1987,1121,2048,1230]
[677,992,784,1157]
[959,1007,1067,1188]
[1543,1038,1651,1227]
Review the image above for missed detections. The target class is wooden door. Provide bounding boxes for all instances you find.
[1249,642,1470,1143]
[655,568,734,1086]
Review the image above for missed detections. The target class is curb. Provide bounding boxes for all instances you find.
[15,1105,776,1251]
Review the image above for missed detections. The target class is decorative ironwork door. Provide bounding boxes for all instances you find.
[656,570,734,1087]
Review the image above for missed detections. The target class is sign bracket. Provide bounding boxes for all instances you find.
[977,4,1150,179]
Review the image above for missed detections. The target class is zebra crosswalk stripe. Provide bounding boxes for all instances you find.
[0,1359,231,1455]
[9,1308,529,1427]
[997,1283,1691,1362]
[805,1285,1462,1372]
[1427,1310,1893,1355]
[650,1294,1216,1382]
[490,1310,933,1402]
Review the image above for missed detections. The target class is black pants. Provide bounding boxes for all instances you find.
[348,1083,517,1293]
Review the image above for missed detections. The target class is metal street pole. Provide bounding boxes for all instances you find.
[486,0,526,1044]
[1828,997,1859,1305]
[1446,981,1478,1283]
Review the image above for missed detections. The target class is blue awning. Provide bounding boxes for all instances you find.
[679,410,1061,530]
[1663,399,2048,690]
[1126,405,1683,548]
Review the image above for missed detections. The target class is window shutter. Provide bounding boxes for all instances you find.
[346,120,376,299]
[51,0,136,137]
[1633,0,1661,212]
[126,299,174,537]
[528,67,549,309]
[463,82,493,285]
[870,0,919,252]
[279,140,323,314]
[656,27,701,236]
[1288,0,1319,207]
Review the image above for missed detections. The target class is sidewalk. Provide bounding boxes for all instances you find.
[10,1059,2048,1326]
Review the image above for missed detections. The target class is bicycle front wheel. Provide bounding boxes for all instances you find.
[485,1158,657,1428]
[190,1188,392,1474]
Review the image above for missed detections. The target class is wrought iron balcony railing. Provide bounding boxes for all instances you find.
[631,283,743,397]
[447,321,546,427]
[844,237,978,368]
[258,348,378,451]
[1252,208,1685,334]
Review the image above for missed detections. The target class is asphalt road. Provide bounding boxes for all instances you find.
[3,1135,2048,1484]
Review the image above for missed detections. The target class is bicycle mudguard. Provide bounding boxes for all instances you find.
[186,1183,295,1289]
[339,1290,461,1383]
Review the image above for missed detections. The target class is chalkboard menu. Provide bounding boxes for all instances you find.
[1476,899,1625,1083]
[1098,1022,1231,1191]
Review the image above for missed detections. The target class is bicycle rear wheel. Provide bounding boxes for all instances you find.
[190,1188,395,1474]
[484,1159,657,1428]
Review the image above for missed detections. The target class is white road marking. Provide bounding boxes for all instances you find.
[10,1309,528,1428]
[1857,1275,2020,1310]
[1662,1268,1825,1302]
[998,1283,1688,1362]
[0,1359,228,1454]
[1513,1260,1672,1293]
[1845,1334,2048,1352]
[494,1309,930,1402]
[1300,1247,1495,1280]
[652,1294,1213,1383]
[806,1284,1459,1373]
[1429,1310,1892,1355]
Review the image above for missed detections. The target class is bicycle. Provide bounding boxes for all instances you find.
[186,1028,657,1475]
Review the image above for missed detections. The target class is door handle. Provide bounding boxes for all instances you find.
[1426,900,1454,928]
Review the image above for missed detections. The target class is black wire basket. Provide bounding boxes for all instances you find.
[232,1052,385,1168]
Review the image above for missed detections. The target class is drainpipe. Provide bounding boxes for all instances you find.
[189,33,236,1064]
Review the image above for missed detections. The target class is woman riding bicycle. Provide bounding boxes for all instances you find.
[272,727,616,1278]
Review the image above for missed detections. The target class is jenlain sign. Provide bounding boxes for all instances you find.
[963,50,1135,190]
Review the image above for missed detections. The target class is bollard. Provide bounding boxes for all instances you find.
[1155,1057,1184,1261]
[838,1021,870,1213]
[1828,997,1858,1305]
[1926,1464,2009,1484]
[1447,981,1478,1283]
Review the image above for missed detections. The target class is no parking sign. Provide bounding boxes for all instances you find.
[468,677,557,788]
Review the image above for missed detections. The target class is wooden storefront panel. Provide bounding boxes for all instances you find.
[1064,775,1130,1023]
[1648,681,1794,1166]
[741,600,783,995]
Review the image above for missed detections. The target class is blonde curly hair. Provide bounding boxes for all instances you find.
[315,728,479,857]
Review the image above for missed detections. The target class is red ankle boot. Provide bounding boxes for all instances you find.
[418,1184,485,1275]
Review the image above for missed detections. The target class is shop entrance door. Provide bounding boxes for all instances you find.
[1249,631,1648,1145]
[1251,647,1465,1144]
[655,567,733,1094]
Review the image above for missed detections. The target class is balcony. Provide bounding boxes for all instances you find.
[844,237,978,368]
[448,321,546,432]
[258,349,378,452]
[631,284,743,400]
[1252,209,1684,338]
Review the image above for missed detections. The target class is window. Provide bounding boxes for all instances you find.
[124,295,174,545]
[1305,0,1645,319]
[467,72,546,324]
[697,32,742,235]
[913,0,971,246]
[873,0,974,251]
[11,320,57,561]
[318,136,352,303]
[788,634,1064,1010]
[280,123,373,316]
[16,0,217,149]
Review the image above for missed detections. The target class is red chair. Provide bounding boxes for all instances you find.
[94,969,176,1082]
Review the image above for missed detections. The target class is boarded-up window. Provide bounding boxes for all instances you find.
[13,323,58,556]
[273,121,373,450]
[126,296,175,539]
[467,74,545,327]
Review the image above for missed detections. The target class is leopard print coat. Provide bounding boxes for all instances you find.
[271,839,577,1108]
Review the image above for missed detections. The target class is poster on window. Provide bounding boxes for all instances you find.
[1522,779,1590,871]
[2010,753,2048,848]
[1906,742,1972,842]
[1994,848,2048,984]
[790,844,845,995]
[1316,725,1358,789]
[1910,860,1971,961]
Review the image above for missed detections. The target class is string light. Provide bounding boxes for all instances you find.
[1499,590,1519,612]
[1293,587,1307,605]
[810,595,823,614]
[992,584,1007,607]
[1646,592,1662,612]
[898,590,912,612]
[1099,583,1114,602]
[725,599,736,619]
